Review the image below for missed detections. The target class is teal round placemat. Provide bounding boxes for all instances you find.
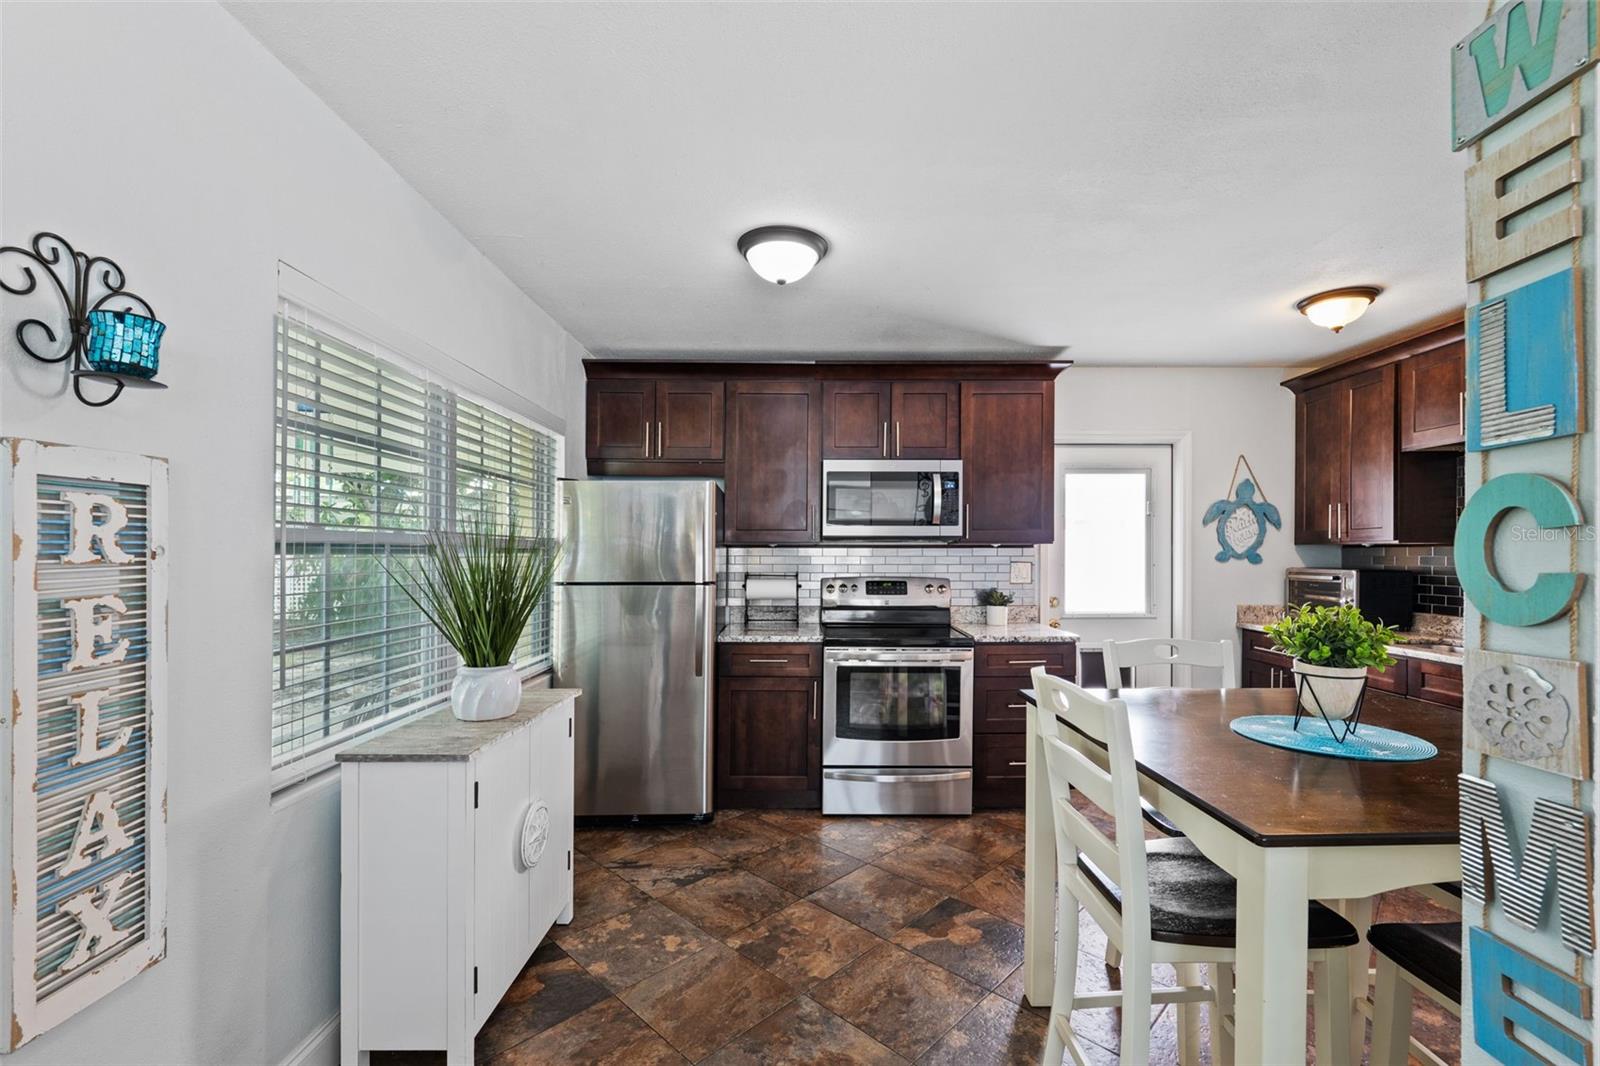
[1228,715,1438,762]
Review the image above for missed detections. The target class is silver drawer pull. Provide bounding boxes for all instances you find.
[746,657,790,663]
[1007,761,1027,767]
[1008,659,1049,665]
[1006,703,1027,709]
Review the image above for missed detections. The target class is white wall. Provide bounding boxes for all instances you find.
[1056,367,1340,647]
[0,4,589,1063]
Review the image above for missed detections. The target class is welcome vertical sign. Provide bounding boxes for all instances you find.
[1,440,167,1050]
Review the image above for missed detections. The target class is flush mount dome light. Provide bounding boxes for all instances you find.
[737,225,829,285]
[1296,286,1382,333]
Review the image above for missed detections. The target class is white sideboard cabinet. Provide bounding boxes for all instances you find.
[337,688,578,1065]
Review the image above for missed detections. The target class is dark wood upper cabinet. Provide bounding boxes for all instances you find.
[961,380,1054,544]
[586,379,655,461]
[657,380,724,460]
[1398,342,1466,451]
[892,382,960,458]
[1285,312,1461,546]
[821,381,892,458]
[725,380,822,544]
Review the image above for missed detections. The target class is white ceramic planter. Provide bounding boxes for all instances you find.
[451,664,522,721]
[1291,659,1368,720]
[986,605,1009,626]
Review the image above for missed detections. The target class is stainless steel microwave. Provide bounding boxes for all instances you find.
[821,459,963,539]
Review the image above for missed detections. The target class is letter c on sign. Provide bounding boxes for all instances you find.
[1454,473,1585,626]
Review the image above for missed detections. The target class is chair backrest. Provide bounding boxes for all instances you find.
[1101,637,1237,690]
[1031,666,1151,938]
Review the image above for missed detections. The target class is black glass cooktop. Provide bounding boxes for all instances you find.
[820,624,975,649]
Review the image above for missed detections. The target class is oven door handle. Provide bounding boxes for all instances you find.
[823,769,973,784]
[827,658,971,668]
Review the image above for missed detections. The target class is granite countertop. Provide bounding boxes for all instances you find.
[1236,621,1463,666]
[717,622,824,644]
[337,687,581,762]
[955,622,1080,643]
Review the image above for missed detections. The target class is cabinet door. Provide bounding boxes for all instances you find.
[974,679,1033,733]
[1407,658,1463,708]
[474,727,534,1022]
[1399,343,1466,451]
[974,733,1026,809]
[891,382,960,458]
[726,380,822,543]
[1241,659,1279,689]
[1366,661,1408,695]
[656,380,724,460]
[1342,366,1396,543]
[586,379,655,460]
[1295,382,1345,544]
[961,380,1054,544]
[822,381,891,458]
[716,675,820,806]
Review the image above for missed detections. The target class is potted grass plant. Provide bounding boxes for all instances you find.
[388,521,561,722]
[1263,603,1398,721]
[979,587,1013,627]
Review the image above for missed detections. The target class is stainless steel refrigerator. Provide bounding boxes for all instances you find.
[553,479,720,819]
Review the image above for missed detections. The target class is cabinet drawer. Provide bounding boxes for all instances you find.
[975,643,1075,678]
[1240,629,1284,660]
[718,643,822,677]
[1366,660,1408,695]
[1408,657,1463,708]
[974,733,1027,809]
[975,680,1033,733]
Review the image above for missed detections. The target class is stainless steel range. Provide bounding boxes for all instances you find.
[820,577,974,815]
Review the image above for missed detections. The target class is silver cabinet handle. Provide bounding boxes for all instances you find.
[1008,761,1027,767]
[657,420,663,456]
[1006,703,1027,709]
[812,679,819,722]
[1337,502,1345,539]
[747,657,790,663]
[1326,504,1332,539]
[881,422,888,457]
[644,420,651,458]
[964,504,970,537]
[1009,659,1049,666]
[824,769,973,784]
[895,421,901,456]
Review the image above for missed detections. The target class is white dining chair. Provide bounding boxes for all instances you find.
[1369,921,1461,1066]
[1101,637,1238,690]
[1031,667,1358,1066]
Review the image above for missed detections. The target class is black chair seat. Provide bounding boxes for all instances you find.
[1077,837,1360,950]
[1368,922,1462,1004]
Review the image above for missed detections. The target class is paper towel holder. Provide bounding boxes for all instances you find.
[743,572,800,629]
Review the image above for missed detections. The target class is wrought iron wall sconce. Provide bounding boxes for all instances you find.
[1,231,167,408]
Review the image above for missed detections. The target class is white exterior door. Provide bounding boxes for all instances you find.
[1042,444,1175,684]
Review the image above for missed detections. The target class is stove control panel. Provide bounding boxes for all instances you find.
[822,576,950,608]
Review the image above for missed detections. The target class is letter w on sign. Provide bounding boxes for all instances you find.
[1461,773,1594,954]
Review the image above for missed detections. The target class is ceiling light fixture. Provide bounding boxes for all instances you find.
[1296,286,1382,333]
[737,225,829,285]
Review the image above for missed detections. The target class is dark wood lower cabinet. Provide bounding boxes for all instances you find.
[974,734,1027,809]
[715,646,821,808]
[972,641,1076,808]
[1407,657,1463,709]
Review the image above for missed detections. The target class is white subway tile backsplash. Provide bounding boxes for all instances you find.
[720,545,1039,609]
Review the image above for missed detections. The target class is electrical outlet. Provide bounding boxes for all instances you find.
[1009,561,1033,585]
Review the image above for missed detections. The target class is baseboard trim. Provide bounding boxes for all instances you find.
[279,1013,339,1066]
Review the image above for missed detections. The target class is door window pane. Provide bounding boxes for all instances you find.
[1061,470,1150,615]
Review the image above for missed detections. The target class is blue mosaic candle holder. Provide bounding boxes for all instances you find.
[85,310,165,379]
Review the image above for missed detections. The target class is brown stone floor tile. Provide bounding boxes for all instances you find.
[890,898,1024,989]
[658,868,796,938]
[807,865,945,938]
[873,839,993,894]
[608,840,731,898]
[887,815,965,835]
[926,817,1025,866]
[920,992,1050,1065]
[568,861,650,931]
[553,900,712,992]
[476,942,613,1057]
[812,819,925,861]
[986,809,1027,832]
[750,808,825,832]
[811,942,986,1060]
[701,996,907,1065]
[486,996,686,1065]
[736,836,864,895]
[618,942,797,1061]
[576,825,683,865]
[725,899,882,989]
[956,863,1026,924]
[690,814,795,860]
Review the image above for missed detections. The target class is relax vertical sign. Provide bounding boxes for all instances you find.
[1,440,167,1051]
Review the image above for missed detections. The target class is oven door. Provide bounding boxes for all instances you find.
[821,460,963,539]
[822,647,973,767]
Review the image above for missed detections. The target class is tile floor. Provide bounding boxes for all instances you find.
[373,804,1460,1065]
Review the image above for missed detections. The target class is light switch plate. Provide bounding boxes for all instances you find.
[1010,561,1033,585]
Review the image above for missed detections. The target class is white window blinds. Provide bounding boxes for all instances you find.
[272,301,559,772]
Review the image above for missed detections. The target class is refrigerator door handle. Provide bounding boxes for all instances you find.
[694,588,705,678]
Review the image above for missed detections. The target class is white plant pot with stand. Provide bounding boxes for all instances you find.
[1291,659,1370,741]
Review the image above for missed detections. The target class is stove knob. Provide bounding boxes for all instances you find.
[825,583,836,594]
[936,584,948,594]
[851,583,860,592]
[924,584,935,593]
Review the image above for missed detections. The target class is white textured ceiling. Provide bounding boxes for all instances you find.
[226,1,1476,366]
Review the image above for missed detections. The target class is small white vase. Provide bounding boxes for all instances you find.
[451,664,522,722]
[1291,660,1368,721]
[986,605,1009,626]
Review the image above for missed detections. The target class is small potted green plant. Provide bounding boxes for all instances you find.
[1263,603,1398,721]
[979,588,1014,627]
[388,521,561,722]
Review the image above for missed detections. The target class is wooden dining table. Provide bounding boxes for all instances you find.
[1021,685,1461,1065]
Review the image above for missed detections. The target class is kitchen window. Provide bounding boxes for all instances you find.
[272,299,560,785]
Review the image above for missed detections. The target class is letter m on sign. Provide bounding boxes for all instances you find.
[1460,774,1595,954]
[1470,0,1566,117]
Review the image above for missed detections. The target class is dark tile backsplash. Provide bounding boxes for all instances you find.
[1341,543,1462,617]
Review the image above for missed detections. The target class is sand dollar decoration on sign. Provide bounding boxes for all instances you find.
[1469,664,1571,761]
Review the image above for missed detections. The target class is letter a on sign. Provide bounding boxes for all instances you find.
[57,791,134,879]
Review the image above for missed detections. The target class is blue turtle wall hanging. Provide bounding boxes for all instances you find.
[1203,455,1280,564]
